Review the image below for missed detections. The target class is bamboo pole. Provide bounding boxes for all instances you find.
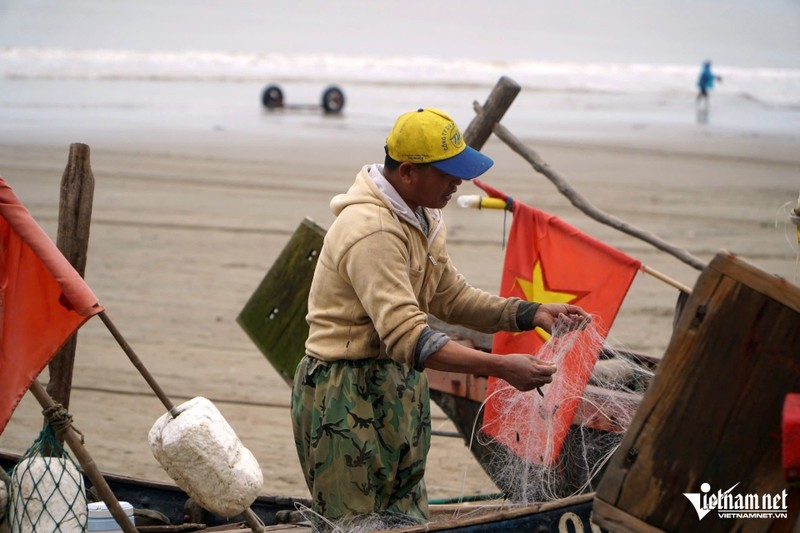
[641,264,693,294]
[47,143,95,411]
[473,100,707,271]
[28,381,138,533]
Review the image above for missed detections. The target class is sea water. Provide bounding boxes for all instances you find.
[0,0,797,153]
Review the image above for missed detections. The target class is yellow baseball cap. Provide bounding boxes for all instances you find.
[385,108,493,180]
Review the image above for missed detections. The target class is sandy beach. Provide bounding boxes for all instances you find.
[1,115,799,504]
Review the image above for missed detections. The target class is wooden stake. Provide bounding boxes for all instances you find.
[28,381,138,533]
[47,143,95,411]
[463,76,521,150]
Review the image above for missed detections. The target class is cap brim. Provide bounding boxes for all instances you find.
[430,146,494,180]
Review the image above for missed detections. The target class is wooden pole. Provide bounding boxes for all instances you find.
[462,76,520,150]
[97,310,178,417]
[28,381,138,533]
[642,264,692,294]
[47,143,95,410]
[475,100,707,271]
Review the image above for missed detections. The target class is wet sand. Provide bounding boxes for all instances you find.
[1,126,798,501]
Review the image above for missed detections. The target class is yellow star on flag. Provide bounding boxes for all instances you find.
[516,259,580,341]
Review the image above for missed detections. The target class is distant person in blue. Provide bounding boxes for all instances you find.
[696,60,722,124]
[696,60,722,106]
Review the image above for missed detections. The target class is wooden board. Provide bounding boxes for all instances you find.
[593,251,800,532]
[237,218,326,384]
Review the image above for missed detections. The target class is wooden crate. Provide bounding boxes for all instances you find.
[593,251,800,532]
[237,218,326,385]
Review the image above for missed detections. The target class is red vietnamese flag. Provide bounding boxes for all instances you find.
[482,201,640,464]
[0,177,102,434]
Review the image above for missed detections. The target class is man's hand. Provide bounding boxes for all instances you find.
[533,303,590,334]
[499,354,557,392]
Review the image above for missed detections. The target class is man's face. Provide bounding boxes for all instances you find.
[407,164,463,210]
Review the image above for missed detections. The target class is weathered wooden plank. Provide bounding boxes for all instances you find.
[594,252,800,533]
[711,250,800,313]
[237,218,326,384]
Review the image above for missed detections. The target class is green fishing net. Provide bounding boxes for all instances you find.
[7,422,88,532]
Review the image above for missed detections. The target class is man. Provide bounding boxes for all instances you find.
[290,108,588,528]
[696,60,722,107]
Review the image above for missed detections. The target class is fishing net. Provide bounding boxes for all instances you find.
[475,316,653,504]
[294,504,424,533]
[8,411,88,532]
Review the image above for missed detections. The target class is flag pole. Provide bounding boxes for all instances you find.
[641,264,692,294]
[96,310,178,417]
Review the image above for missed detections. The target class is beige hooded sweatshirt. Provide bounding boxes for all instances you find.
[304,164,524,368]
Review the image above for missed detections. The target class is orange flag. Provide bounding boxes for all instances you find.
[482,201,641,464]
[0,177,103,434]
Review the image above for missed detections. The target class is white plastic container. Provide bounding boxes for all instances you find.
[87,501,134,532]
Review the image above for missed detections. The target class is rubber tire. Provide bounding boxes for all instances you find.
[321,86,345,114]
[262,85,284,109]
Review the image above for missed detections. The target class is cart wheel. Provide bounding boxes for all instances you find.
[262,85,284,109]
[321,86,345,114]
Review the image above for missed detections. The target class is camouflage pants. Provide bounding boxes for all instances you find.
[290,355,431,528]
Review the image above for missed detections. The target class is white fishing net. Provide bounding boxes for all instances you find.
[474,315,654,505]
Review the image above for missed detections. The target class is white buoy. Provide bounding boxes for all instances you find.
[148,396,263,517]
[8,457,87,533]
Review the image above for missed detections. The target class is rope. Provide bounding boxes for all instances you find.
[42,404,84,444]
